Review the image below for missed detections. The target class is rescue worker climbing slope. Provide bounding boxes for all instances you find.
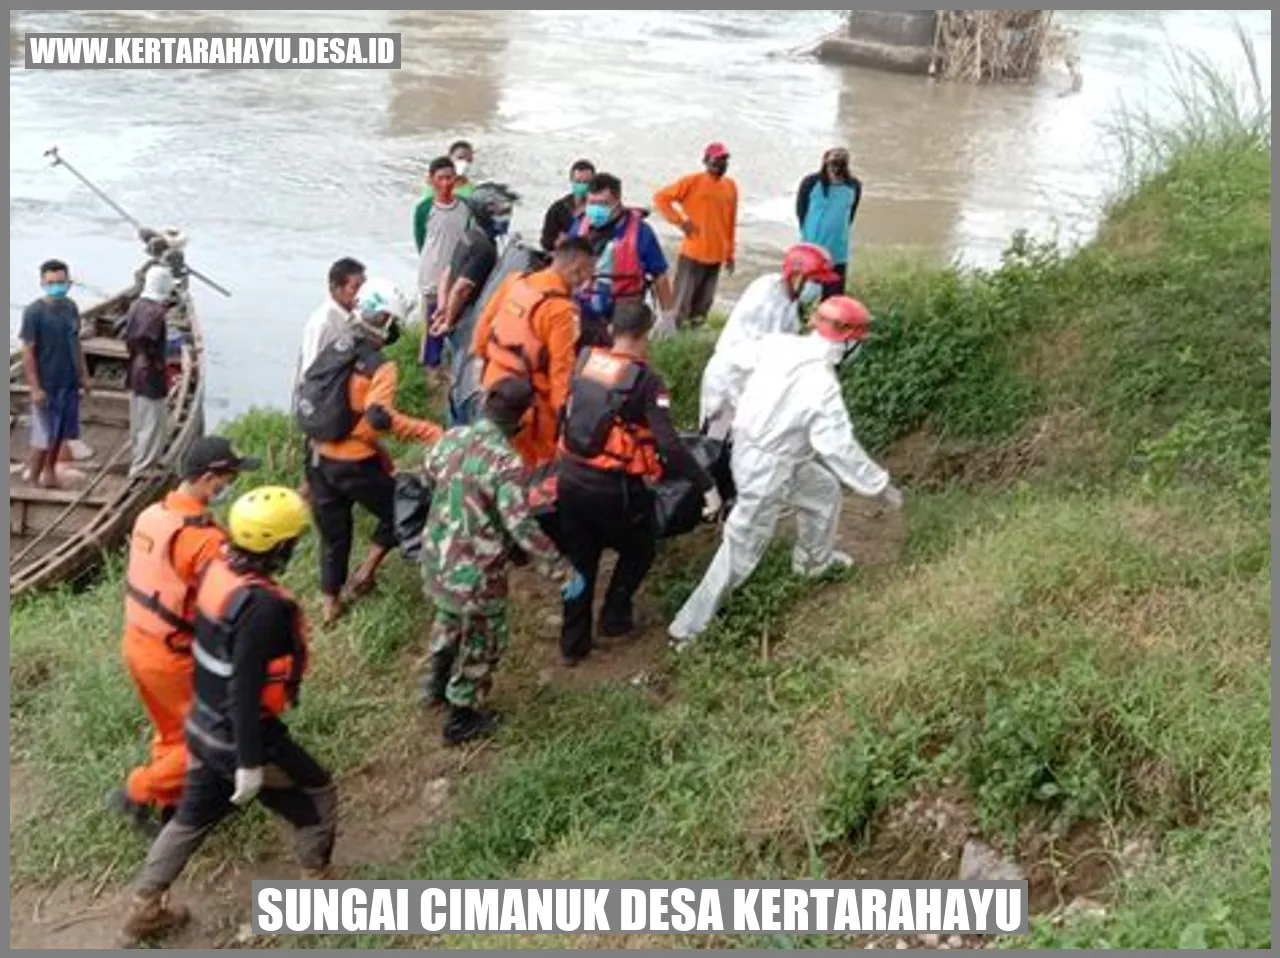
[699,242,843,440]
[120,487,336,947]
[668,296,904,649]
[302,278,443,625]
[111,436,259,835]
[420,378,579,745]
[558,301,720,664]
[470,236,597,469]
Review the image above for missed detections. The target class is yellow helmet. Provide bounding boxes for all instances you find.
[228,486,310,554]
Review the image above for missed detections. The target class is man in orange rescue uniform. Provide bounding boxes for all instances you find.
[109,435,260,835]
[471,236,597,469]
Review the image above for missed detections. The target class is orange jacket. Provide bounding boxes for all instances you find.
[653,172,739,266]
[123,489,226,657]
[315,359,442,462]
[472,269,581,468]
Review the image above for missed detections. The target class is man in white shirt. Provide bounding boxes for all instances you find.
[294,257,367,398]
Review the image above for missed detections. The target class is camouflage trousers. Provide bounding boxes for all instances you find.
[430,607,510,708]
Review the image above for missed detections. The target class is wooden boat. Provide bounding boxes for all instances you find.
[9,264,205,600]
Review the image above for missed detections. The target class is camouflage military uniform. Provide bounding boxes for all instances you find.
[421,418,567,707]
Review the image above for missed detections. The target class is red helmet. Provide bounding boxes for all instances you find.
[812,295,873,343]
[782,242,840,286]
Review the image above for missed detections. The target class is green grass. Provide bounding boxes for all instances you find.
[7,47,1271,951]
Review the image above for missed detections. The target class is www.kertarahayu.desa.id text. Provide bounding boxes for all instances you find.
[24,34,400,68]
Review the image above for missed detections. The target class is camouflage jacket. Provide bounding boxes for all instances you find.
[421,418,566,613]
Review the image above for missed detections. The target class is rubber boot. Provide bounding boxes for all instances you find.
[119,892,191,947]
[442,706,499,747]
[419,647,457,709]
[106,788,161,838]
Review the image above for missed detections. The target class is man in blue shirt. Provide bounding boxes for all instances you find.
[568,172,674,349]
[795,148,863,300]
[20,258,90,488]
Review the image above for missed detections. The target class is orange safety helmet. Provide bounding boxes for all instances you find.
[812,295,873,343]
[782,242,841,286]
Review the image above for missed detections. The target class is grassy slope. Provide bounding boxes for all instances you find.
[8,137,1269,948]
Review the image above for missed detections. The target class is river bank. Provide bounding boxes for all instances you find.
[9,71,1271,949]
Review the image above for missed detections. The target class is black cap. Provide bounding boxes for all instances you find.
[181,436,261,479]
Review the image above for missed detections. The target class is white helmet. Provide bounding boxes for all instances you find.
[355,278,409,326]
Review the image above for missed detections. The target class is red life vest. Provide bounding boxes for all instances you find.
[576,209,645,300]
[124,499,217,653]
[559,347,662,480]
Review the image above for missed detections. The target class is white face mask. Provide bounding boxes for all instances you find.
[799,280,823,306]
[452,158,471,177]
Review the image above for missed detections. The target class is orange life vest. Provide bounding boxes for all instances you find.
[190,557,310,729]
[124,499,216,653]
[559,347,662,480]
[483,275,569,394]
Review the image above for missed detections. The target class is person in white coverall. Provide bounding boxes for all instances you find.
[669,296,901,648]
[699,242,841,438]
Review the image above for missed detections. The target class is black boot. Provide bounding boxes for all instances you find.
[106,788,161,838]
[419,647,457,709]
[442,706,499,746]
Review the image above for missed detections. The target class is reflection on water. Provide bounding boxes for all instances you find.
[8,9,1271,423]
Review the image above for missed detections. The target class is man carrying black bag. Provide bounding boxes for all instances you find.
[556,301,719,665]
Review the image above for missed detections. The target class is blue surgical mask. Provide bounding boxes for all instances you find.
[491,215,511,237]
[799,280,823,305]
[585,203,612,228]
[571,181,590,200]
[42,282,70,299]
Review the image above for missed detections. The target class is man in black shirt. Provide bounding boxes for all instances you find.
[540,158,596,253]
[430,181,520,398]
[556,301,719,664]
[120,487,336,947]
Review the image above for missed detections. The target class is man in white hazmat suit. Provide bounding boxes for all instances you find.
[699,242,841,438]
[669,295,902,649]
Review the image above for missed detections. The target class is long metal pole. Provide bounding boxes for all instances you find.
[43,146,233,298]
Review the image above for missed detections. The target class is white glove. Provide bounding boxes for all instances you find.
[881,484,905,511]
[652,309,678,340]
[702,487,723,521]
[231,766,264,806]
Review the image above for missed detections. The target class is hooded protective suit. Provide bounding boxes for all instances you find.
[699,274,801,437]
[669,331,895,646]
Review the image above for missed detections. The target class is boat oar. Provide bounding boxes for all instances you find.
[43,145,233,299]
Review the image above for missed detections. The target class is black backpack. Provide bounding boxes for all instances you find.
[295,336,383,442]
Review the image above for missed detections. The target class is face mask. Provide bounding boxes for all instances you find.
[384,319,402,347]
[799,280,823,305]
[490,214,511,237]
[708,160,729,176]
[836,341,862,371]
[451,158,470,177]
[585,203,613,229]
[42,282,70,299]
[211,483,234,505]
[571,181,590,200]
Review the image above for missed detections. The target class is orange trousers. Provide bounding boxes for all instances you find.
[122,628,194,810]
[512,395,559,470]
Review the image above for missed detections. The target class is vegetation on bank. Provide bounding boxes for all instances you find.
[9,53,1270,951]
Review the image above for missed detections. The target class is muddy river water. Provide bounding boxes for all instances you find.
[8,10,1271,422]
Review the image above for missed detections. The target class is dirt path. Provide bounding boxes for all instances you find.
[9,493,905,950]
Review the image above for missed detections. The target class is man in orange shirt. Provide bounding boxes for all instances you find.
[110,435,259,835]
[653,141,739,329]
[471,237,597,469]
[303,279,443,625]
